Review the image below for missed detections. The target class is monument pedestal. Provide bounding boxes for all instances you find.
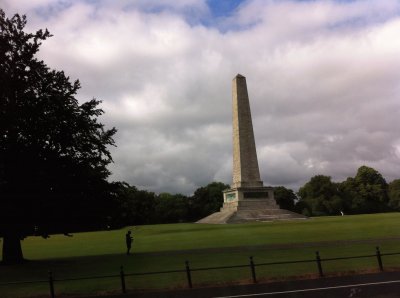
[197,187,306,224]
[223,187,275,207]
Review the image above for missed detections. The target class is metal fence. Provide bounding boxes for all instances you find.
[1,246,399,298]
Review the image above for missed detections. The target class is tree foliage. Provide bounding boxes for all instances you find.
[154,193,189,223]
[189,182,230,221]
[0,10,116,263]
[108,181,230,226]
[273,186,296,211]
[340,166,388,214]
[296,166,392,217]
[298,175,343,216]
[110,182,158,226]
[388,179,400,211]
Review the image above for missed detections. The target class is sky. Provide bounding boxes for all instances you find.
[2,0,400,195]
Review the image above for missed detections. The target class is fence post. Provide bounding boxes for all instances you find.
[120,266,126,293]
[249,256,257,283]
[376,246,384,271]
[315,251,324,277]
[185,261,193,288]
[48,270,55,298]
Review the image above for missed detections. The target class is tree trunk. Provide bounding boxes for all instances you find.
[2,234,24,264]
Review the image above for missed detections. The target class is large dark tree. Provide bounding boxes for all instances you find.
[0,11,116,264]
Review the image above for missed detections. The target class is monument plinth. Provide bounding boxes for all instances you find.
[198,74,306,224]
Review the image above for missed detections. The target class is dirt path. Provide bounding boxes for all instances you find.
[134,237,400,256]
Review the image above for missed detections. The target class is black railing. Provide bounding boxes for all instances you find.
[1,246,399,298]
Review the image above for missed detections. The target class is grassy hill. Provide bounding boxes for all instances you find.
[1,213,400,297]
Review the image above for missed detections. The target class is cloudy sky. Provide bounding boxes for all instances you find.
[3,0,400,194]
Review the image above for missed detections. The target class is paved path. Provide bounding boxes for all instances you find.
[84,271,400,298]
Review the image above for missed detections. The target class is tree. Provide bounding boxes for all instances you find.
[0,11,116,264]
[189,182,230,220]
[273,186,296,211]
[109,182,138,228]
[340,166,388,214]
[154,193,189,223]
[298,175,343,216]
[110,182,157,226]
[388,179,400,211]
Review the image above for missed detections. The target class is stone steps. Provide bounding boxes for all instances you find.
[196,209,235,224]
[197,199,307,224]
[236,209,293,215]
[197,207,307,224]
[232,208,305,221]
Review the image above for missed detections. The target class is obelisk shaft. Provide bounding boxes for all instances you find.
[232,74,263,188]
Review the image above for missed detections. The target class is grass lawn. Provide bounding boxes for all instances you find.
[1,213,400,297]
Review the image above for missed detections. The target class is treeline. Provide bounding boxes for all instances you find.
[108,165,400,227]
[295,165,400,217]
[108,182,230,227]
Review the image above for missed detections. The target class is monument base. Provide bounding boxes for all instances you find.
[197,187,307,224]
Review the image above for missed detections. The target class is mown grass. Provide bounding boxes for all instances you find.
[1,213,400,297]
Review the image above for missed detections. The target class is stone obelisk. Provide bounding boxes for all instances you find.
[232,74,263,189]
[197,74,306,224]
[222,74,274,205]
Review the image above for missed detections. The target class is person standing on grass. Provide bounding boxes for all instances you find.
[125,230,133,255]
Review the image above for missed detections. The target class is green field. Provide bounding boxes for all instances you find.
[1,213,400,297]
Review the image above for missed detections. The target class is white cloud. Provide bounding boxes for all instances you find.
[3,0,400,194]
